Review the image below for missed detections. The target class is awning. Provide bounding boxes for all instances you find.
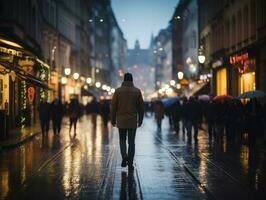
[17,73,50,89]
[193,82,210,96]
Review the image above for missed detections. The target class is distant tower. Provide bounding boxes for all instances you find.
[134,40,140,50]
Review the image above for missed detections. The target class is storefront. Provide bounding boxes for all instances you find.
[0,37,50,136]
[216,68,227,95]
[229,51,256,96]
[212,59,227,96]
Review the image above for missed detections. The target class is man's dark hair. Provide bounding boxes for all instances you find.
[124,73,133,82]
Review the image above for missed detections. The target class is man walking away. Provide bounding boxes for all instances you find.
[111,73,144,171]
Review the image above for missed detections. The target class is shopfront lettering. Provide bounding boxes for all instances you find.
[0,46,23,57]
[229,53,249,65]
[229,52,256,74]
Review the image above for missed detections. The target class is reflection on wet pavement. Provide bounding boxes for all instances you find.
[0,115,266,199]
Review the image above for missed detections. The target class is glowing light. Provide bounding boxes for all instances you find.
[106,86,111,92]
[198,55,206,64]
[170,80,176,86]
[0,38,23,48]
[176,83,181,89]
[111,88,115,93]
[84,85,88,90]
[86,77,92,84]
[177,71,184,80]
[64,68,71,76]
[102,85,107,90]
[61,77,67,85]
[95,82,101,88]
[166,88,173,96]
[73,73,79,80]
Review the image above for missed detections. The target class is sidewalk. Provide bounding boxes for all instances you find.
[0,123,41,150]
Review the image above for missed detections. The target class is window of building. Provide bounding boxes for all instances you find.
[243,5,249,40]
[237,10,242,43]
[216,68,227,95]
[250,1,256,37]
[231,15,236,47]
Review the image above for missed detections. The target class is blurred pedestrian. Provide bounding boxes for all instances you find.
[154,100,164,131]
[111,73,144,171]
[100,99,110,126]
[172,101,182,133]
[185,96,202,143]
[90,97,99,126]
[205,100,215,141]
[68,98,80,135]
[38,98,50,135]
[50,97,64,135]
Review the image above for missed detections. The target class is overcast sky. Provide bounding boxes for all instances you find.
[111,0,179,49]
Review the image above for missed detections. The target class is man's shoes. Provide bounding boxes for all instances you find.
[128,164,134,171]
[121,158,127,167]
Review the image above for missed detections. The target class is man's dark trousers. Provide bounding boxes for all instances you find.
[119,129,136,165]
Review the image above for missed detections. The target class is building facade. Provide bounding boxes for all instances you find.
[199,0,265,96]
[0,0,50,134]
[127,40,154,98]
[171,0,199,81]
[152,26,172,90]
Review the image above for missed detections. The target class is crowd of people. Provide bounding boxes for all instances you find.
[39,95,266,146]
[152,96,266,145]
[38,97,111,136]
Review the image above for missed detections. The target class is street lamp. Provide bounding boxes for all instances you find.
[64,67,71,76]
[95,82,101,88]
[102,84,107,90]
[61,77,67,85]
[177,71,184,80]
[73,72,79,80]
[170,80,176,86]
[198,45,206,64]
[198,54,206,64]
[86,77,92,84]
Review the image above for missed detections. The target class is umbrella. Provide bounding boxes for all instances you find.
[213,95,233,101]
[162,96,180,107]
[198,94,210,101]
[238,90,266,99]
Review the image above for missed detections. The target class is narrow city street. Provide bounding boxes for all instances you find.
[0,115,266,200]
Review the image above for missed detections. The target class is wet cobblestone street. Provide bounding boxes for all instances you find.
[0,115,266,199]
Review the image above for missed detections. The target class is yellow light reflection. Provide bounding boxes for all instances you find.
[240,145,249,173]
[0,38,23,48]
[0,171,9,199]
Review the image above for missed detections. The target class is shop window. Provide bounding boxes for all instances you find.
[216,68,227,95]
[240,72,255,94]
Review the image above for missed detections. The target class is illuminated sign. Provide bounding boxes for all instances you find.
[229,52,255,74]
[27,86,35,104]
[0,46,23,57]
[229,53,249,65]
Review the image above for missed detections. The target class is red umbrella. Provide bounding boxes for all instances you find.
[213,95,233,101]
